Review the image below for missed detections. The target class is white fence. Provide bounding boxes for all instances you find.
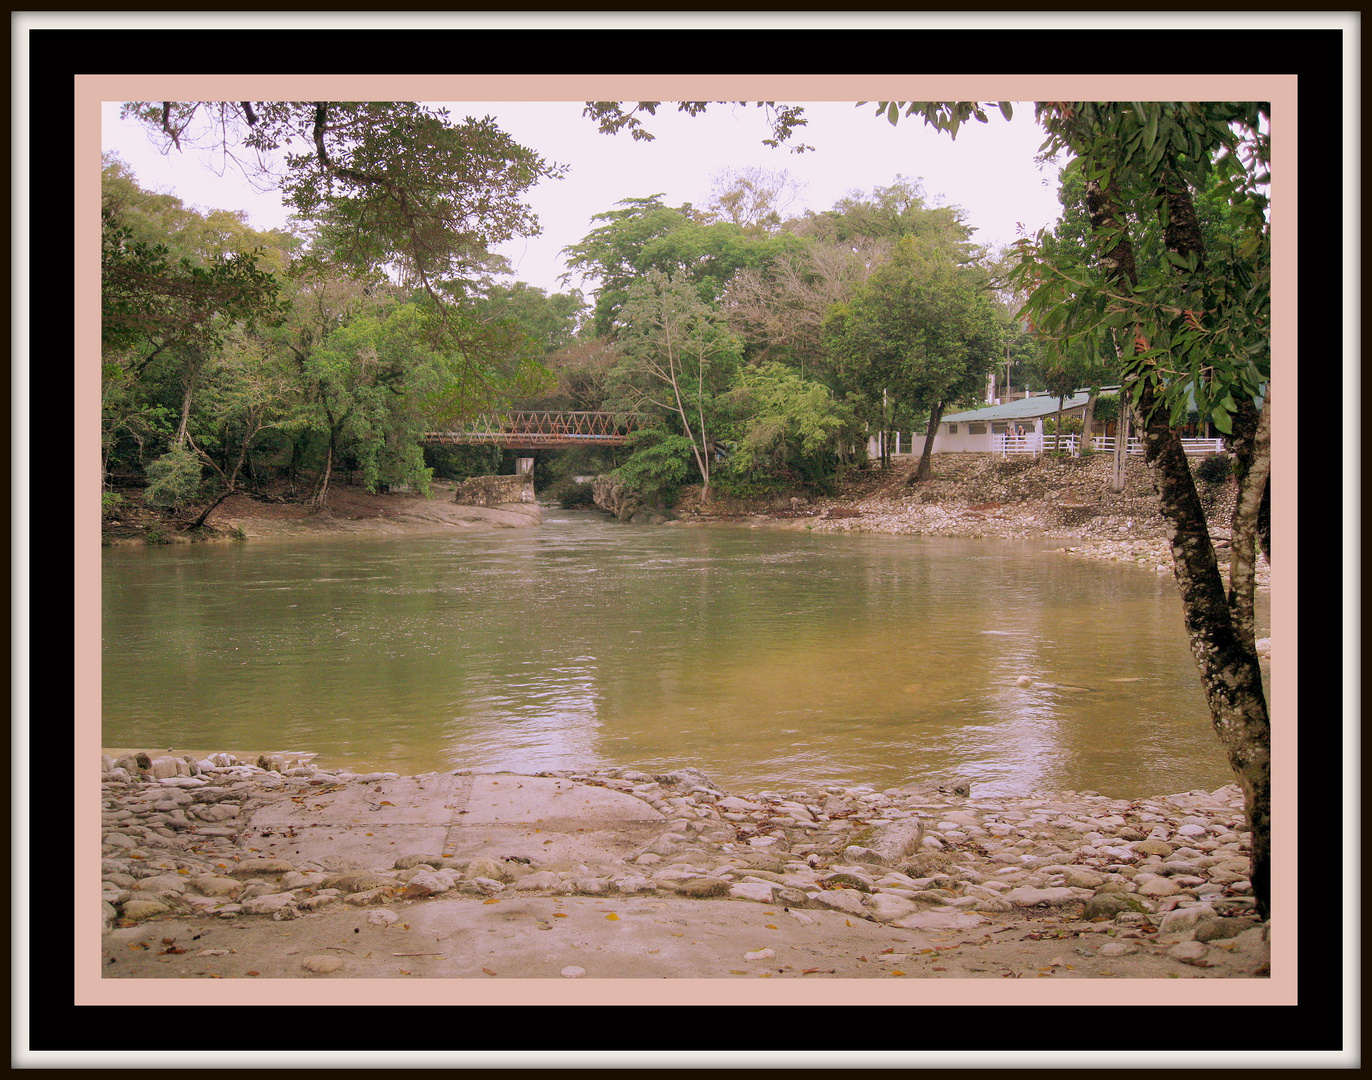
[1005,434,1225,458]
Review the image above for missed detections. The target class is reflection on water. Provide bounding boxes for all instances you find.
[101,510,1268,798]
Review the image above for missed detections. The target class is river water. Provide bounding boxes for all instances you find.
[100,509,1267,799]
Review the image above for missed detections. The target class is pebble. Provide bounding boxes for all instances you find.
[99,752,1269,975]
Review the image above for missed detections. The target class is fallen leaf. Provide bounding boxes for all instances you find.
[764,925,778,930]
[483,898,500,905]
[890,970,907,976]
[605,913,620,921]
[246,971,260,977]
[552,913,568,919]
[482,967,498,976]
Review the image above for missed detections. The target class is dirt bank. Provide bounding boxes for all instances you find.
[101,480,540,545]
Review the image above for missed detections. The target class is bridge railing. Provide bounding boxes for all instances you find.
[422,411,645,447]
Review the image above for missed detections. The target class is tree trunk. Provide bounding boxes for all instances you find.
[910,401,945,482]
[1090,163,1270,919]
[308,437,336,510]
[1111,406,1129,493]
[1137,381,1271,919]
[1080,391,1098,454]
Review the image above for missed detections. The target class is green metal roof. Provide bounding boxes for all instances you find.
[941,393,1094,423]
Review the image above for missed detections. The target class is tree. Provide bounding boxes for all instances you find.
[823,234,1002,479]
[719,362,858,494]
[120,101,562,329]
[700,166,806,232]
[721,236,890,377]
[608,269,743,502]
[880,99,1275,918]
[101,160,289,510]
[562,195,805,336]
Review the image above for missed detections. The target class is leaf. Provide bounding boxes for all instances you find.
[482,967,497,976]
[1211,406,1233,435]
[482,898,500,905]
[605,913,620,921]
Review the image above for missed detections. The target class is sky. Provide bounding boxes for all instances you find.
[100,99,1067,297]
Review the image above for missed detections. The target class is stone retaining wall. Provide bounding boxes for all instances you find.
[452,474,535,508]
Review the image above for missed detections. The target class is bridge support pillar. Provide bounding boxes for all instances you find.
[515,457,534,475]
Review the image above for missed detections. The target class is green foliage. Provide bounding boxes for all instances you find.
[562,195,807,336]
[1194,452,1233,485]
[821,234,1002,437]
[1091,393,1122,425]
[1043,415,1084,436]
[122,101,562,304]
[142,444,203,510]
[1007,102,1270,434]
[718,362,857,493]
[543,477,597,508]
[608,270,744,498]
[610,428,696,504]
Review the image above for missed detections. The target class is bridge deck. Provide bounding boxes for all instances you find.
[422,411,640,450]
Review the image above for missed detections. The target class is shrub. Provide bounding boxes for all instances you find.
[544,477,596,508]
[143,445,203,511]
[101,492,127,520]
[609,429,695,506]
[1194,452,1233,485]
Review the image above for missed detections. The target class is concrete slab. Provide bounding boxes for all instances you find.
[240,772,667,872]
[459,775,665,825]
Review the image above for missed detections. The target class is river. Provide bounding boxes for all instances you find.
[100,509,1267,798]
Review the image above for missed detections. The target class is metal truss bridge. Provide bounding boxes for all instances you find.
[421,411,642,450]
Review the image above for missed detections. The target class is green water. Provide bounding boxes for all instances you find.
[100,509,1265,798]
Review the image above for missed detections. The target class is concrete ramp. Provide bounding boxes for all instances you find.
[245,773,665,871]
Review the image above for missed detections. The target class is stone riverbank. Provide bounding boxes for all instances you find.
[99,750,1270,979]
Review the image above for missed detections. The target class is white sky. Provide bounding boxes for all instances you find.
[100,99,1066,297]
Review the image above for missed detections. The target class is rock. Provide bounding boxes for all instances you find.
[1003,886,1080,908]
[560,966,587,978]
[674,876,731,898]
[1194,916,1261,942]
[464,857,513,883]
[891,910,988,931]
[809,888,870,919]
[1166,940,1214,966]
[1082,892,1151,920]
[241,893,297,915]
[394,853,443,870]
[190,876,242,898]
[864,893,921,923]
[728,881,778,903]
[231,858,295,877]
[510,871,561,891]
[118,898,170,921]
